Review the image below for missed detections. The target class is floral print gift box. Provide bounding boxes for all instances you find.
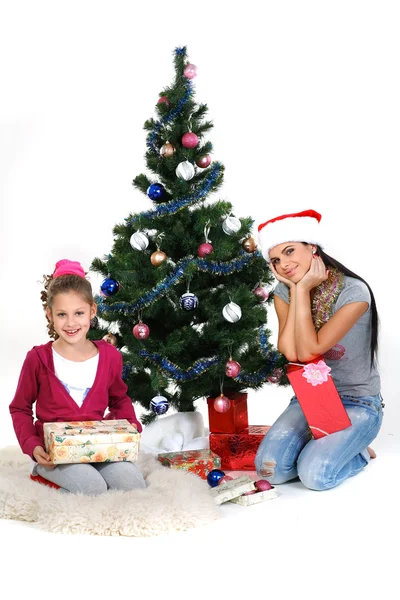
[43,420,140,464]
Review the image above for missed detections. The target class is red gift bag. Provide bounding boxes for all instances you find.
[286,358,351,439]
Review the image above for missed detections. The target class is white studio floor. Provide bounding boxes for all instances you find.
[1,418,398,600]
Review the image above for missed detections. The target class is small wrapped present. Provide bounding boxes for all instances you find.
[210,476,255,505]
[44,419,140,464]
[207,392,248,434]
[209,425,270,470]
[157,449,221,480]
[286,358,351,439]
[230,486,278,506]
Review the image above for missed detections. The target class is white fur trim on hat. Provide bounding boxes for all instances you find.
[257,209,322,261]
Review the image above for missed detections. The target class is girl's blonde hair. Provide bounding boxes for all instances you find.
[41,274,94,339]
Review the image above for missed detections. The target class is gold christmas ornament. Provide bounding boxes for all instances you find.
[242,236,257,252]
[150,250,167,266]
[102,333,117,346]
[160,142,175,158]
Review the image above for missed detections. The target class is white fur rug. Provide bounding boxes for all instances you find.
[0,446,220,537]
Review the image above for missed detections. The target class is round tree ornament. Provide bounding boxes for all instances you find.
[132,322,150,340]
[213,394,231,413]
[130,231,149,251]
[179,292,199,311]
[184,63,197,79]
[222,215,241,235]
[100,278,120,297]
[160,142,175,158]
[150,395,169,415]
[222,302,242,323]
[175,161,195,181]
[147,183,165,201]
[181,132,199,149]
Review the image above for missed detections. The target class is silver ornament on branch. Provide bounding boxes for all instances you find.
[222,302,242,323]
[130,231,149,251]
[222,215,241,235]
[175,160,195,181]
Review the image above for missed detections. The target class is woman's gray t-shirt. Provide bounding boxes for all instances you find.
[274,276,380,396]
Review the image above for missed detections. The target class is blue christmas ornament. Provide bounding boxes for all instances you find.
[207,469,225,487]
[147,183,165,201]
[179,292,199,311]
[100,278,120,297]
[150,395,169,415]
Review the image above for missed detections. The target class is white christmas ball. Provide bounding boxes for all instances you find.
[130,231,149,251]
[222,302,242,323]
[222,216,241,235]
[175,161,195,181]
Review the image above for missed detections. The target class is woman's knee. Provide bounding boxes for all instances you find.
[297,451,334,491]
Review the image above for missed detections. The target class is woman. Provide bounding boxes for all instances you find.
[255,209,383,491]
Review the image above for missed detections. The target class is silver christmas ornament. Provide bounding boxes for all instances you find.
[175,160,195,181]
[130,231,149,251]
[222,302,242,323]
[222,215,241,235]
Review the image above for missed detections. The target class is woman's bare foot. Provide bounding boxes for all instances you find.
[367,446,376,459]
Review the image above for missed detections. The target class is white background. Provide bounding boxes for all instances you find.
[1,1,399,598]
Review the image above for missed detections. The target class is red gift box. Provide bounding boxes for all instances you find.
[286,358,351,439]
[207,392,249,434]
[209,425,270,470]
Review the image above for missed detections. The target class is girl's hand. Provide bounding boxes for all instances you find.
[269,262,296,289]
[298,255,329,291]
[33,446,55,469]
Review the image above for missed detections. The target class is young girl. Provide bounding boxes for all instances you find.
[255,210,383,491]
[9,259,146,495]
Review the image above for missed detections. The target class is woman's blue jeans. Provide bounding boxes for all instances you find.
[255,394,383,491]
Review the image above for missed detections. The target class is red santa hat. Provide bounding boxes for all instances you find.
[257,209,322,261]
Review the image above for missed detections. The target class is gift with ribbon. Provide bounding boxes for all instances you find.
[286,357,351,439]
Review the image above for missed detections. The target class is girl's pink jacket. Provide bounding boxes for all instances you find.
[10,340,142,459]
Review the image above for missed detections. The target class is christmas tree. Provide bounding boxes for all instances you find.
[89,46,288,424]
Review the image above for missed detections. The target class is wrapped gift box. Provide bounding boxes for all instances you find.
[230,486,278,506]
[44,419,140,464]
[286,358,351,439]
[209,425,270,470]
[207,392,248,434]
[210,476,256,505]
[157,449,221,480]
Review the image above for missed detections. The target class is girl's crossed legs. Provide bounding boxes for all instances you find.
[255,395,383,491]
[36,460,146,495]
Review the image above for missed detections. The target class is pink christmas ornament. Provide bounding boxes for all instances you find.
[255,479,273,491]
[254,286,269,302]
[218,475,234,485]
[132,322,150,340]
[196,154,211,168]
[184,63,197,79]
[242,490,257,496]
[213,394,231,414]
[182,132,199,148]
[157,96,169,106]
[267,368,283,384]
[197,242,214,258]
[225,360,241,378]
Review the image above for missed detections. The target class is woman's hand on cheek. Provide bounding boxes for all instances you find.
[269,262,296,288]
[298,255,329,291]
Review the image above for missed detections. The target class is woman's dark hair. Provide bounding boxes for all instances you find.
[40,274,94,339]
[316,245,379,367]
